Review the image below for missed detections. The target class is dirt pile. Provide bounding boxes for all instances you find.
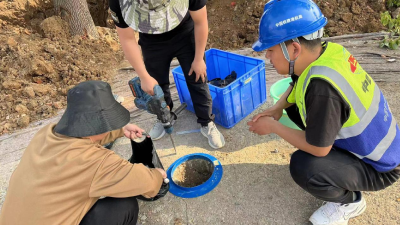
[0,1,124,135]
[206,0,389,50]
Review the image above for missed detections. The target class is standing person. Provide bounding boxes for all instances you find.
[247,0,400,224]
[0,81,166,225]
[109,0,225,149]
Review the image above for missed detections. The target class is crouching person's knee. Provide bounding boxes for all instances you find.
[289,150,315,190]
[290,150,345,202]
[80,197,139,225]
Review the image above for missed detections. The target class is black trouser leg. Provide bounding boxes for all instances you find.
[290,148,400,204]
[174,32,214,126]
[79,197,139,225]
[141,44,175,110]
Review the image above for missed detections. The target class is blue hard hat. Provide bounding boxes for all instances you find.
[252,0,328,52]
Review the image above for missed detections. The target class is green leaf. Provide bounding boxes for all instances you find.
[389,41,399,50]
[384,38,390,45]
[389,21,395,30]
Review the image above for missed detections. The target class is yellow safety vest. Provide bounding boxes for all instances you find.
[287,42,400,172]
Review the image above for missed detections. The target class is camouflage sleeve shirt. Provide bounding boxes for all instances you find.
[109,0,207,31]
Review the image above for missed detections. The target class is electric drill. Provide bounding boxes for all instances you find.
[128,77,187,135]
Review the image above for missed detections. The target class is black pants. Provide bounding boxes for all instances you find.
[140,31,214,126]
[79,197,138,225]
[286,105,400,204]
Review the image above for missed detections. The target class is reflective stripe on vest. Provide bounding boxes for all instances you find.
[364,117,398,161]
[301,66,367,121]
[300,66,398,163]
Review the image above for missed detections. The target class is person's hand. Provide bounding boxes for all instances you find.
[123,124,145,140]
[189,59,207,83]
[247,116,277,135]
[252,105,283,122]
[155,168,167,179]
[140,76,159,96]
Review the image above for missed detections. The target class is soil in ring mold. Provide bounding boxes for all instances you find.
[172,159,215,188]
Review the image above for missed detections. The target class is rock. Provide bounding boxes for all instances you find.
[23,86,36,98]
[7,37,18,47]
[97,27,107,37]
[53,101,63,109]
[271,149,279,153]
[18,115,30,127]
[174,218,184,225]
[40,16,70,39]
[29,59,55,77]
[393,8,400,19]
[247,25,256,31]
[351,2,361,15]
[60,88,68,96]
[4,123,12,131]
[31,83,52,96]
[341,13,353,23]
[4,94,15,102]
[15,104,29,114]
[105,37,119,52]
[27,100,38,109]
[140,215,147,221]
[2,80,21,90]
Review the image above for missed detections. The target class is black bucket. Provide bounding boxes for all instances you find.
[129,134,169,201]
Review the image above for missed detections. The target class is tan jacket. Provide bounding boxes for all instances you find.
[0,124,163,225]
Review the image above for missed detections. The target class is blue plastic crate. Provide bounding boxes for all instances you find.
[172,49,267,129]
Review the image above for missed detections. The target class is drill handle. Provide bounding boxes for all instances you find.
[152,85,164,99]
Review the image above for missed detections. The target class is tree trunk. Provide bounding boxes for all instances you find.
[54,0,99,38]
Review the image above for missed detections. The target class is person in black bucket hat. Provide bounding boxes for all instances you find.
[0,80,167,225]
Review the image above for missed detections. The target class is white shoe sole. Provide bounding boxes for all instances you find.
[201,128,225,149]
[309,200,366,225]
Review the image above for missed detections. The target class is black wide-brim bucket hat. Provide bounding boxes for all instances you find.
[54,81,130,137]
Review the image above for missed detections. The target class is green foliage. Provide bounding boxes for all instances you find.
[380,12,400,50]
[387,0,400,8]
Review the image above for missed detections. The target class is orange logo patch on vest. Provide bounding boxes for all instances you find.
[348,55,358,73]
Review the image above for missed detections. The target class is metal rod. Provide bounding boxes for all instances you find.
[169,134,177,155]
[173,103,187,116]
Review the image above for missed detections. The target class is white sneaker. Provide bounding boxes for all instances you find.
[149,120,165,141]
[200,122,225,149]
[149,119,175,141]
[309,193,366,225]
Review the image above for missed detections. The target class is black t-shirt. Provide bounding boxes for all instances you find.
[303,78,350,147]
[287,43,351,148]
[109,0,206,44]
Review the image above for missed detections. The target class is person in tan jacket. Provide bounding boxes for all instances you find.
[0,80,166,225]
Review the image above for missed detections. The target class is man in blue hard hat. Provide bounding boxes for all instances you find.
[247,0,400,224]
